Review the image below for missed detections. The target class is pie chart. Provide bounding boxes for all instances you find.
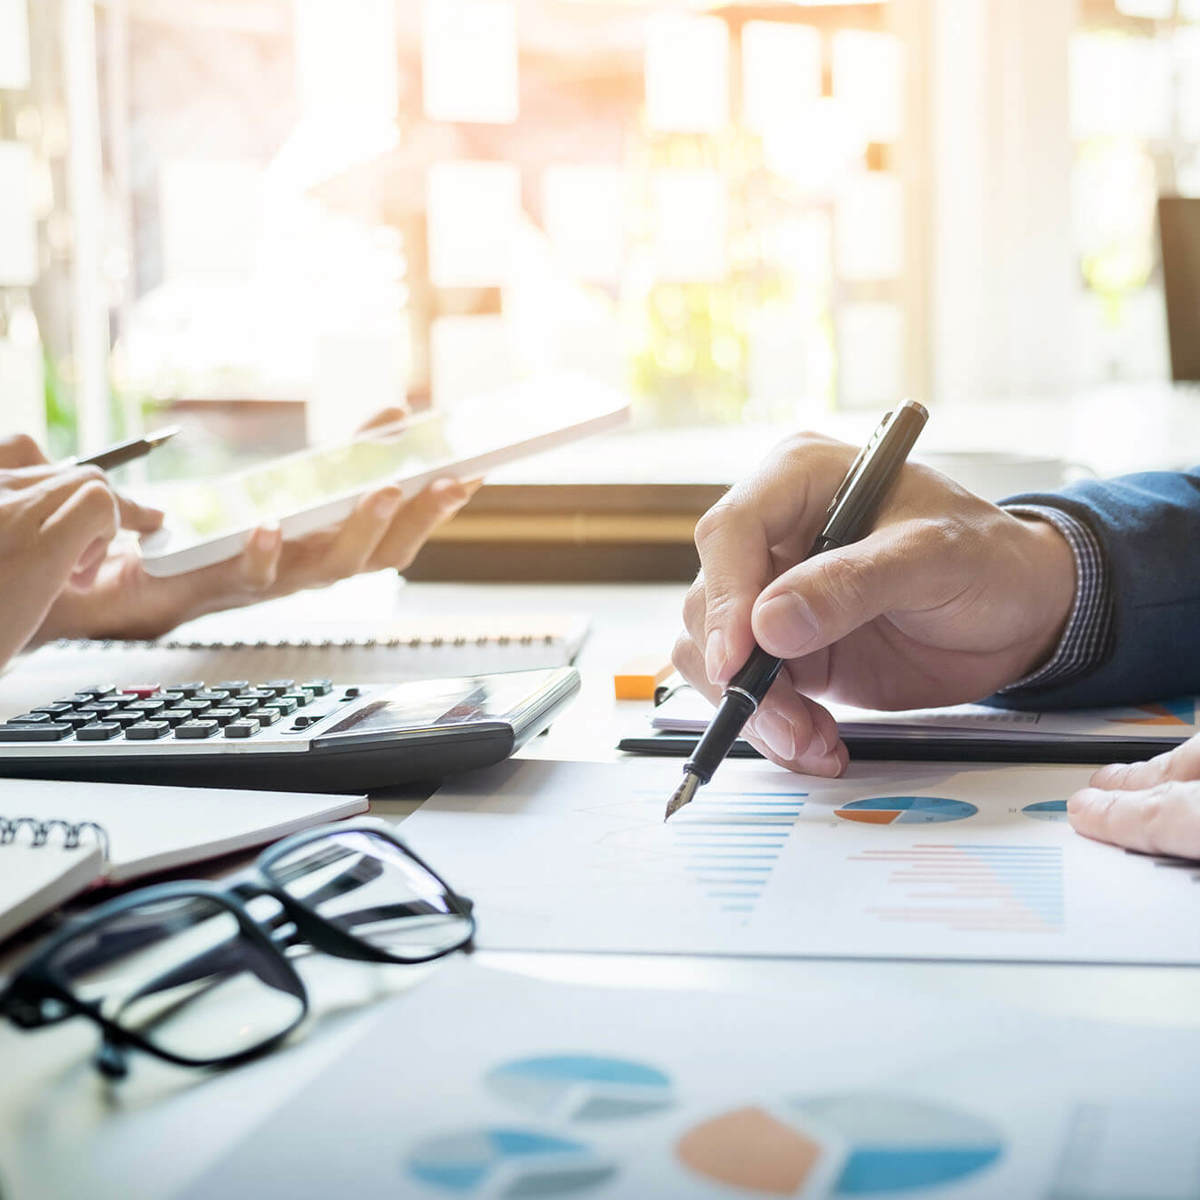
[406,1128,616,1196]
[486,1055,674,1122]
[793,1093,1005,1194]
[1022,800,1068,822]
[676,1094,1004,1195]
[834,796,977,826]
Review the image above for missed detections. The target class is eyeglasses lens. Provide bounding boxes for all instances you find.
[47,895,304,1062]
[266,830,472,959]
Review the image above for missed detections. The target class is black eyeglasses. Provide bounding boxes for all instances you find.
[0,822,474,1079]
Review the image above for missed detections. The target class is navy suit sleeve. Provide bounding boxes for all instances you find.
[997,468,1200,710]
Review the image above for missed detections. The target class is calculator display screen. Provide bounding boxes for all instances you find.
[324,675,545,738]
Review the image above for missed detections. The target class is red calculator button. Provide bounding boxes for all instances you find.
[120,684,162,698]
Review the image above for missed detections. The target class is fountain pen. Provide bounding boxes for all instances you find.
[663,400,929,821]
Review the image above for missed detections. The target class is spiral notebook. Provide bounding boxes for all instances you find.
[0,778,367,945]
[0,612,590,722]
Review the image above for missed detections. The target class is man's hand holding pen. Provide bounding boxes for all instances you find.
[670,428,1078,779]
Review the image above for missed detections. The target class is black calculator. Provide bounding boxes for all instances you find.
[0,668,579,792]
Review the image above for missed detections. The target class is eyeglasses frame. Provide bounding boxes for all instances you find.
[0,821,476,1077]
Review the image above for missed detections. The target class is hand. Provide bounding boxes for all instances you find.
[34,409,478,643]
[0,433,163,665]
[672,432,1078,776]
[1068,736,1200,858]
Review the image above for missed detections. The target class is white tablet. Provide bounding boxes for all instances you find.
[138,377,630,577]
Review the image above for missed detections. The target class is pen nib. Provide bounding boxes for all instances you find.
[664,773,700,822]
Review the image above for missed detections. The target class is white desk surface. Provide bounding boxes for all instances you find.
[3,579,1200,1200]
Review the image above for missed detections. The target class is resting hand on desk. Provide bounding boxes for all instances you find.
[28,408,478,644]
[673,432,1077,777]
[1069,735,1200,859]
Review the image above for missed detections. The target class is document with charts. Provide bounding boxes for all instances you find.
[401,759,1200,965]
[183,961,1200,1200]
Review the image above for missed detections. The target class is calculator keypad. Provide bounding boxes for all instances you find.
[0,679,340,746]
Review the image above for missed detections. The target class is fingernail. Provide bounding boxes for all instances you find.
[705,629,728,685]
[756,710,795,761]
[433,478,469,512]
[755,594,819,656]
[373,489,404,519]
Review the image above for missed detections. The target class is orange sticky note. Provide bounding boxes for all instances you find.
[614,656,674,700]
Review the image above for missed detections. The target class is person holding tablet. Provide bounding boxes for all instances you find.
[0,408,474,667]
[672,431,1200,859]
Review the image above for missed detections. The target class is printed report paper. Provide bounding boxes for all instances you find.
[400,758,1200,965]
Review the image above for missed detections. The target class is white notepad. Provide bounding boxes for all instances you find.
[0,778,368,944]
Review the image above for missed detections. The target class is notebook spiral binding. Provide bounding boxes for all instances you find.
[1,816,110,859]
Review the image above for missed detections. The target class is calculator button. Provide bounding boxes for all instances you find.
[120,684,162,699]
[158,709,192,727]
[281,692,312,708]
[125,699,167,715]
[292,715,316,729]
[261,680,295,696]
[176,699,213,715]
[192,690,233,705]
[224,698,259,715]
[342,687,361,700]
[59,712,97,729]
[7,712,55,725]
[246,708,281,727]
[106,711,143,729]
[264,697,298,716]
[223,721,257,739]
[75,686,116,700]
[204,708,240,726]
[0,722,71,741]
[174,720,220,740]
[215,681,250,693]
[302,679,333,697]
[239,689,276,703]
[77,701,120,716]
[125,721,169,740]
[77,722,121,741]
[163,682,203,698]
[30,703,73,717]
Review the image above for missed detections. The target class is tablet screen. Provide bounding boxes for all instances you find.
[145,380,628,552]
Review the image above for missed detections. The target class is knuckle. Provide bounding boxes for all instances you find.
[74,464,107,486]
[671,631,700,679]
[3,433,40,462]
[814,552,870,612]
[693,500,737,550]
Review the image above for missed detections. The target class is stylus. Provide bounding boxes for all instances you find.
[663,400,930,822]
[76,427,181,472]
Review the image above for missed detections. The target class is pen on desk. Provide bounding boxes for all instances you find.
[75,426,180,472]
[663,400,930,822]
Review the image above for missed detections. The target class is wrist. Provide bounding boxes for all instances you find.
[1011,514,1078,677]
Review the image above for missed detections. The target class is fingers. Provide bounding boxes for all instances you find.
[0,432,48,469]
[114,490,164,533]
[693,503,771,686]
[356,404,411,436]
[692,438,857,685]
[367,477,476,573]
[1068,780,1200,859]
[319,486,408,580]
[36,476,120,576]
[671,628,847,777]
[750,523,956,660]
[1089,736,1200,793]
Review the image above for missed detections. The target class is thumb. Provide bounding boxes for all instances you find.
[751,527,937,659]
